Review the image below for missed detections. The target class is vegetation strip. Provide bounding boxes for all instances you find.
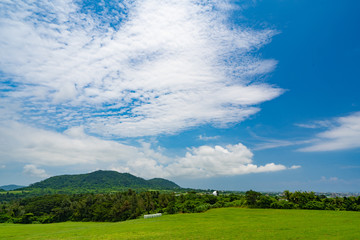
[0,189,359,224]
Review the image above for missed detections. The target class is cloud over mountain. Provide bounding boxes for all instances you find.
[0,122,294,179]
[0,0,290,180]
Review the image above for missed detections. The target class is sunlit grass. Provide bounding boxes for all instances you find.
[0,191,23,194]
[1,208,359,239]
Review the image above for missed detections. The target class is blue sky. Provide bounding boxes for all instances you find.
[0,0,359,192]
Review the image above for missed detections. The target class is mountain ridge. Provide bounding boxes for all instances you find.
[21,170,180,192]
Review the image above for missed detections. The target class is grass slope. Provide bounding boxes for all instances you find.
[1,208,359,240]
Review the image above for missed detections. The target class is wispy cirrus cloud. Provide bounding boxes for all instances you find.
[320,176,339,182]
[0,0,290,179]
[198,135,220,141]
[249,129,314,151]
[253,139,297,151]
[0,0,282,138]
[294,120,333,129]
[298,112,360,152]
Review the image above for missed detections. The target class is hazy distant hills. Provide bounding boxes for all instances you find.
[22,170,180,192]
[0,185,26,191]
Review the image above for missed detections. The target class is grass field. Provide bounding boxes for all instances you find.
[0,191,26,194]
[1,208,359,239]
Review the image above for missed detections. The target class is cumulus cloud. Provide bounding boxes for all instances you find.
[299,112,360,152]
[23,164,49,178]
[115,142,296,178]
[109,143,298,178]
[0,0,282,138]
[0,121,296,179]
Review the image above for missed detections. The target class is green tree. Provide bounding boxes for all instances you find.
[245,190,261,206]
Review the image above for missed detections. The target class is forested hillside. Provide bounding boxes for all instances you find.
[21,170,180,193]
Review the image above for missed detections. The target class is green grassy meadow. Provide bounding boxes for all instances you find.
[1,208,359,240]
[0,191,25,194]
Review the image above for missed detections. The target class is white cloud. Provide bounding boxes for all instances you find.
[299,112,360,152]
[253,139,296,151]
[320,176,340,183]
[198,135,220,141]
[295,120,333,129]
[116,142,297,178]
[0,1,291,181]
[0,0,282,138]
[251,132,315,151]
[0,121,152,167]
[0,121,296,179]
[23,164,49,178]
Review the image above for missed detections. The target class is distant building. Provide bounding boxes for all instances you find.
[212,191,218,196]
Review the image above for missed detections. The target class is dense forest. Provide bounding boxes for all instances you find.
[20,170,180,193]
[1,190,359,224]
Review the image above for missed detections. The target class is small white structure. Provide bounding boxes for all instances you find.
[212,191,218,196]
[144,213,162,219]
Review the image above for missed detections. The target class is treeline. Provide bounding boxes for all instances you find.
[0,188,170,202]
[0,190,242,224]
[246,190,360,211]
[0,190,359,224]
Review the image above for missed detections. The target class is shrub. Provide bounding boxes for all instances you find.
[0,214,12,223]
[304,201,324,210]
[195,204,211,213]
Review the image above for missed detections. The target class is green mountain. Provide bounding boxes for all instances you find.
[147,178,180,189]
[23,170,180,192]
[0,185,26,191]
